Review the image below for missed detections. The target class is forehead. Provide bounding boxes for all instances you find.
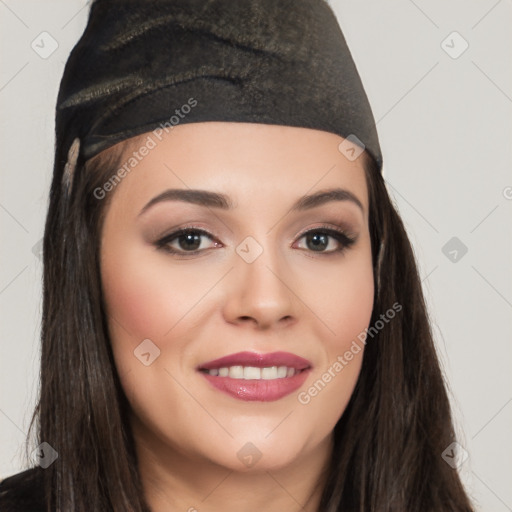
[107,122,369,214]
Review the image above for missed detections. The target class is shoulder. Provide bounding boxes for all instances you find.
[0,467,46,512]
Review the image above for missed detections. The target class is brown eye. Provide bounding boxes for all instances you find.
[156,228,220,255]
[175,232,202,251]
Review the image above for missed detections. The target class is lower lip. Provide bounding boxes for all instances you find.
[199,369,311,401]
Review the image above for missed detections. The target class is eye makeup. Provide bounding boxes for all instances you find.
[153,222,358,259]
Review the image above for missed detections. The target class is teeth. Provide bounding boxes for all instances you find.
[244,366,261,379]
[261,366,278,379]
[207,365,298,380]
[229,365,244,379]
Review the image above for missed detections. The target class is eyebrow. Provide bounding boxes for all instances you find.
[138,187,364,217]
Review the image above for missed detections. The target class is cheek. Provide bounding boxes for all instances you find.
[100,243,201,438]
[333,264,374,349]
[299,246,375,351]
[99,236,205,400]
[294,247,374,429]
[101,242,206,343]
[102,260,168,340]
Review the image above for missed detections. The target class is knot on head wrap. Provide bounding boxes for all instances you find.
[57,0,382,171]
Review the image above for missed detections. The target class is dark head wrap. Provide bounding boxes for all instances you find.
[56,0,382,179]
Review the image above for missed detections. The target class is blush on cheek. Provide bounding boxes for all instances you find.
[103,276,155,337]
[341,287,374,342]
[101,254,173,343]
[317,272,374,349]
[101,253,210,357]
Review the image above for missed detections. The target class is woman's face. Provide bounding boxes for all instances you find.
[100,122,374,474]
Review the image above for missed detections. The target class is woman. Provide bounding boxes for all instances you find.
[0,0,475,510]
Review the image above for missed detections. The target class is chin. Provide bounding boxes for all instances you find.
[209,429,316,473]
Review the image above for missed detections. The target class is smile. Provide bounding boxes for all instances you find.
[197,351,312,401]
[200,365,299,379]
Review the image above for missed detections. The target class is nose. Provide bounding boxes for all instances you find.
[222,240,299,330]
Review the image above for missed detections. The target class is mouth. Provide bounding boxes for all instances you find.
[196,351,312,402]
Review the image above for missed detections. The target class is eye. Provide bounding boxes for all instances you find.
[294,225,356,254]
[155,224,357,258]
[156,228,220,256]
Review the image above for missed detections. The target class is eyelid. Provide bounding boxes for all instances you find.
[293,224,357,253]
[155,226,221,252]
[294,223,357,243]
[155,222,358,257]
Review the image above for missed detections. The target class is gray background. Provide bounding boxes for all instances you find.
[1,1,511,510]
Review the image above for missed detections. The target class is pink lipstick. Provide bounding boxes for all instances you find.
[197,351,312,402]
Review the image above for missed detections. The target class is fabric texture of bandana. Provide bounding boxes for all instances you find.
[56,0,382,172]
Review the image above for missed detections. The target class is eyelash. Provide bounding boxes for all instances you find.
[155,224,357,258]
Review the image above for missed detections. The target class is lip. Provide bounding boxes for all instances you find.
[197,351,312,402]
[197,351,312,371]
[200,370,311,401]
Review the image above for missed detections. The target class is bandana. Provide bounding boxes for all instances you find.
[56,0,382,179]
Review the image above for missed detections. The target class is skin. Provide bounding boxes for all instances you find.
[99,122,374,512]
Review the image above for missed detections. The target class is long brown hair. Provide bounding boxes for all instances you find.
[25,137,475,511]
[319,154,475,511]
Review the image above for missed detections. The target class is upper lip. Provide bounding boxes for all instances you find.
[198,351,312,371]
